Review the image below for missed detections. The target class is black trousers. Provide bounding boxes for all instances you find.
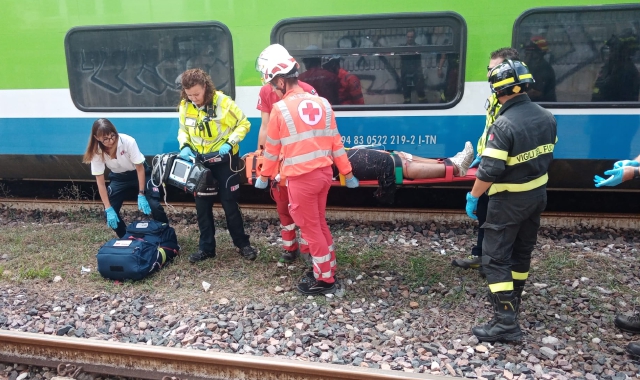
[471,193,489,257]
[481,188,547,292]
[194,152,249,253]
[107,165,168,238]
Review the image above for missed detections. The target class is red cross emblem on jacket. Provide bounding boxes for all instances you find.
[298,100,323,125]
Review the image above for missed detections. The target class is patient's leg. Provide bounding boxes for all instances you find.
[395,152,448,178]
[395,141,474,179]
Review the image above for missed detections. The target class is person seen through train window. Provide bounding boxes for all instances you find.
[592,30,640,102]
[523,36,557,102]
[255,44,358,295]
[452,47,520,273]
[255,44,317,264]
[83,118,169,237]
[465,59,557,342]
[322,55,364,105]
[298,46,340,105]
[400,29,427,104]
[178,68,258,263]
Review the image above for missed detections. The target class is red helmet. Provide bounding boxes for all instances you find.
[256,44,299,84]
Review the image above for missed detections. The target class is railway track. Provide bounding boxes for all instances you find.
[1,198,640,229]
[0,330,444,380]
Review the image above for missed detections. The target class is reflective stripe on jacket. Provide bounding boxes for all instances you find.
[476,93,501,156]
[261,88,352,178]
[476,94,558,196]
[178,91,250,154]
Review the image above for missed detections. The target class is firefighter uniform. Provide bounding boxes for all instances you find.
[478,93,557,292]
[178,91,253,255]
[261,88,353,286]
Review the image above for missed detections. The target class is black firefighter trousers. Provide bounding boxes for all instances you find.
[481,187,547,293]
[194,152,250,254]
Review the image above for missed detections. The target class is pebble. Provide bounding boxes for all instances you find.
[1,213,639,379]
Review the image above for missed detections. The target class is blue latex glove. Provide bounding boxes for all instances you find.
[613,160,639,169]
[345,176,359,188]
[469,155,482,168]
[465,192,479,220]
[180,146,195,161]
[105,207,119,229]
[218,143,232,155]
[594,168,625,187]
[138,195,151,215]
[254,176,268,189]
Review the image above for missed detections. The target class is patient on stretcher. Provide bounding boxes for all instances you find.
[334,142,474,204]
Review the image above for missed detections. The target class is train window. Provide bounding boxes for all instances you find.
[514,5,640,107]
[64,22,233,112]
[272,14,466,110]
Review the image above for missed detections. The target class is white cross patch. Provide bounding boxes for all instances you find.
[297,100,323,126]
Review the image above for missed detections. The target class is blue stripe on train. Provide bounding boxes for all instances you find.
[1,114,639,159]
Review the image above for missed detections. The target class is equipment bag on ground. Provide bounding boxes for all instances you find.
[97,220,180,281]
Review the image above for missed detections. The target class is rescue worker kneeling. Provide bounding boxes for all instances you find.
[255,44,359,295]
[465,60,557,342]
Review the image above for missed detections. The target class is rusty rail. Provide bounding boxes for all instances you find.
[1,198,640,229]
[0,330,445,380]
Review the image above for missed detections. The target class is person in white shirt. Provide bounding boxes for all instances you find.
[82,118,168,237]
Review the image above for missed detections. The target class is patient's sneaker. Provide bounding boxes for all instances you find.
[450,141,475,177]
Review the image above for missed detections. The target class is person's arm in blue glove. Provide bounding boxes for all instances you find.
[138,194,151,215]
[469,154,482,168]
[218,143,232,155]
[94,174,119,228]
[465,192,478,220]
[254,175,269,189]
[134,163,152,215]
[105,207,120,229]
[345,173,359,188]
[594,166,635,187]
[613,160,640,169]
[180,146,195,161]
[466,178,492,220]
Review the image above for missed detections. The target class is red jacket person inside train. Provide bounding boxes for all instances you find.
[254,44,359,295]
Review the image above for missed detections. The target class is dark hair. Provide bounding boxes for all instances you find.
[180,68,216,106]
[83,118,119,164]
[490,47,520,60]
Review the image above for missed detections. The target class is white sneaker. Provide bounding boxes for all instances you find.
[450,141,475,177]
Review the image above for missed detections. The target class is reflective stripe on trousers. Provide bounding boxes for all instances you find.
[286,166,335,283]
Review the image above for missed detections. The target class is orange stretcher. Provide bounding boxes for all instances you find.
[243,151,476,186]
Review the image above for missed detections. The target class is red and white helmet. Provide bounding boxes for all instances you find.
[256,44,299,84]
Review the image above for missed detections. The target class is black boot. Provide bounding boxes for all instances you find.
[615,312,640,334]
[473,291,523,342]
[627,342,640,357]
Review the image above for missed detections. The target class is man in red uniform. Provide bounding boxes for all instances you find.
[255,44,359,295]
[298,46,341,105]
[255,44,317,263]
[322,55,365,105]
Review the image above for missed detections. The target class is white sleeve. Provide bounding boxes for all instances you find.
[126,136,146,165]
[90,156,105,176]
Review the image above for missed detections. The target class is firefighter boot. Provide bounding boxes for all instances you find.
[451,255,481,269]
[472,291,523,342]
[615,311,640,333]
[627,342,640,357]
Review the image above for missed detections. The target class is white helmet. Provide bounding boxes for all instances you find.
[256,44,299,84]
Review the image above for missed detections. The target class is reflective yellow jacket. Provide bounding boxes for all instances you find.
[178,91,250,155]
[476,93,501,156]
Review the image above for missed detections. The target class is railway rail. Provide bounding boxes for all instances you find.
[1,198,639,229]
[0,330,444,380]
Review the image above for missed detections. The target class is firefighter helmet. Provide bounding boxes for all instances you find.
[488,59,535,96]
[256,44,299,84]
